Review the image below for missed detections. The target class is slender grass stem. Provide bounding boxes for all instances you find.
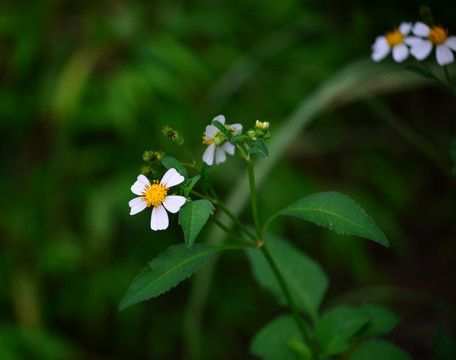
[261,245,317,359]
[247,159,262,239]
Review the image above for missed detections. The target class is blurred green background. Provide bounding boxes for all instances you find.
[1,0,456,359]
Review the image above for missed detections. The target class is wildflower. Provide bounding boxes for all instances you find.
[371,22,412,62]
[129,168,186,231]
[255,120,269,130]
[202,115,242,166]
[406,22,456,65]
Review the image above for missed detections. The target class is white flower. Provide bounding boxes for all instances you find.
[255,120,269,129]
[371,22,412,63]
[129,168,186,231]
[202,115,242,166]
[406,22,456,66]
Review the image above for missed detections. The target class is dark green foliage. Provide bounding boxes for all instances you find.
[248,139,269,158]
[432,327,456,360]
[179,200,215,247]
[349,339,412,360]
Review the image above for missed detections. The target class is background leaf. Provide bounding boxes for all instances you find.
[358,303,400,338]
[246,233,328,322]
[179,200,215,247]
[119,244,221,310]
[432,326,456,360]
[250,315,310,360]
[314,306,369,357]
[278,191,389,246]
[350,339,412,360]
[160,156,188,178]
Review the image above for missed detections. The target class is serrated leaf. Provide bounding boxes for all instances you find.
[179,200,215,247]
[248,139,269,157]
[119,244,221,310]
[278,191,389,247]
[212,120,232,140]
[432,326,456,360]
[246,233,328,321]
[160,156,188,178]
[181,175,201,197]
[350,339,412,360]
[250,315,309,360]
[315,306,369,357]
[358,303,400,338]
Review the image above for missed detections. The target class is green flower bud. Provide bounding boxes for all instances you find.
[162,125,184,146]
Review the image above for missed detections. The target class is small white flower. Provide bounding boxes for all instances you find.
[406,22,456,66]
[202,115,242,166]
[129,168,186,231]
[371,22,412,63]
[255,120,269,129]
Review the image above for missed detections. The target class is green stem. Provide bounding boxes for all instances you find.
[247,159,262,239]
[261,245,317,359]
[211,216,256,247]
[209,187,257,241]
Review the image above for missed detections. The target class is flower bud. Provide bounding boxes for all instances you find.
[162,125,184,146]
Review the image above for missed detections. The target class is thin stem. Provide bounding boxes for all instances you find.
[247,159,262,239]
[210,217,256,247]
[261,245,317,359]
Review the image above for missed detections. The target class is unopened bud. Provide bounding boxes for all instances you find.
[162,125,184,146]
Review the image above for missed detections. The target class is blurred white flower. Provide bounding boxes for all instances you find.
[129,168,186,231]
[371,22,412,63]
[406,22,456,66]
[202,115,242,166]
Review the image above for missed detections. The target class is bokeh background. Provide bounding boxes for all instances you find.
[1,0,456,359]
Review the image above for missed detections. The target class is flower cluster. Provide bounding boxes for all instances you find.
[372,21,456,65]
[202,115,242,166]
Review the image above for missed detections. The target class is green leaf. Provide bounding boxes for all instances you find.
[119,244,221,310]
[248,139,269,157]
[350,339,412,360]
[246,233,328,321]
[358,303,400,338]
[278,191,389,247]
[179,200,215,247]
[160,156,188,178]
[200,163,211,192]
[230,134,249,144]
[432,326,456,360]
[181,175,201,197]
[315,306,370,357]
[212,120,233,140]
[250,315,310,360]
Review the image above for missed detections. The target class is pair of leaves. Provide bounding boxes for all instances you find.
[119,244,226,311]
[250,304,401,360]
[277,191,389,247]
[247,234,328,322]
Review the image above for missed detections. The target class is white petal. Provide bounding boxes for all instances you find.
[222,141,235,155]
[131,180,147,195]
[130,201,147,215]
[410,40,433,60]
[151,205,169,231]
[162,195,186,213]
[205,124,218,140]
[413,22,430,37]
[212,115,225,125]
[203,143,216,166]
[436,44,454,66]
[129,197,143,207]
[230,123,243,133]
[445,36,456,51]
[215,146,226,165]
[371,37,390,62]
[137,174,150,185]
[160,168,185,188]
[399,22,412,35]
[392,44,409,62]
[404,36,423,46]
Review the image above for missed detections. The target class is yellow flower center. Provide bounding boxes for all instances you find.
[385,28,404,47]
[202,132,214,145]
[429,26,448,44]
[143,180,168,208]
